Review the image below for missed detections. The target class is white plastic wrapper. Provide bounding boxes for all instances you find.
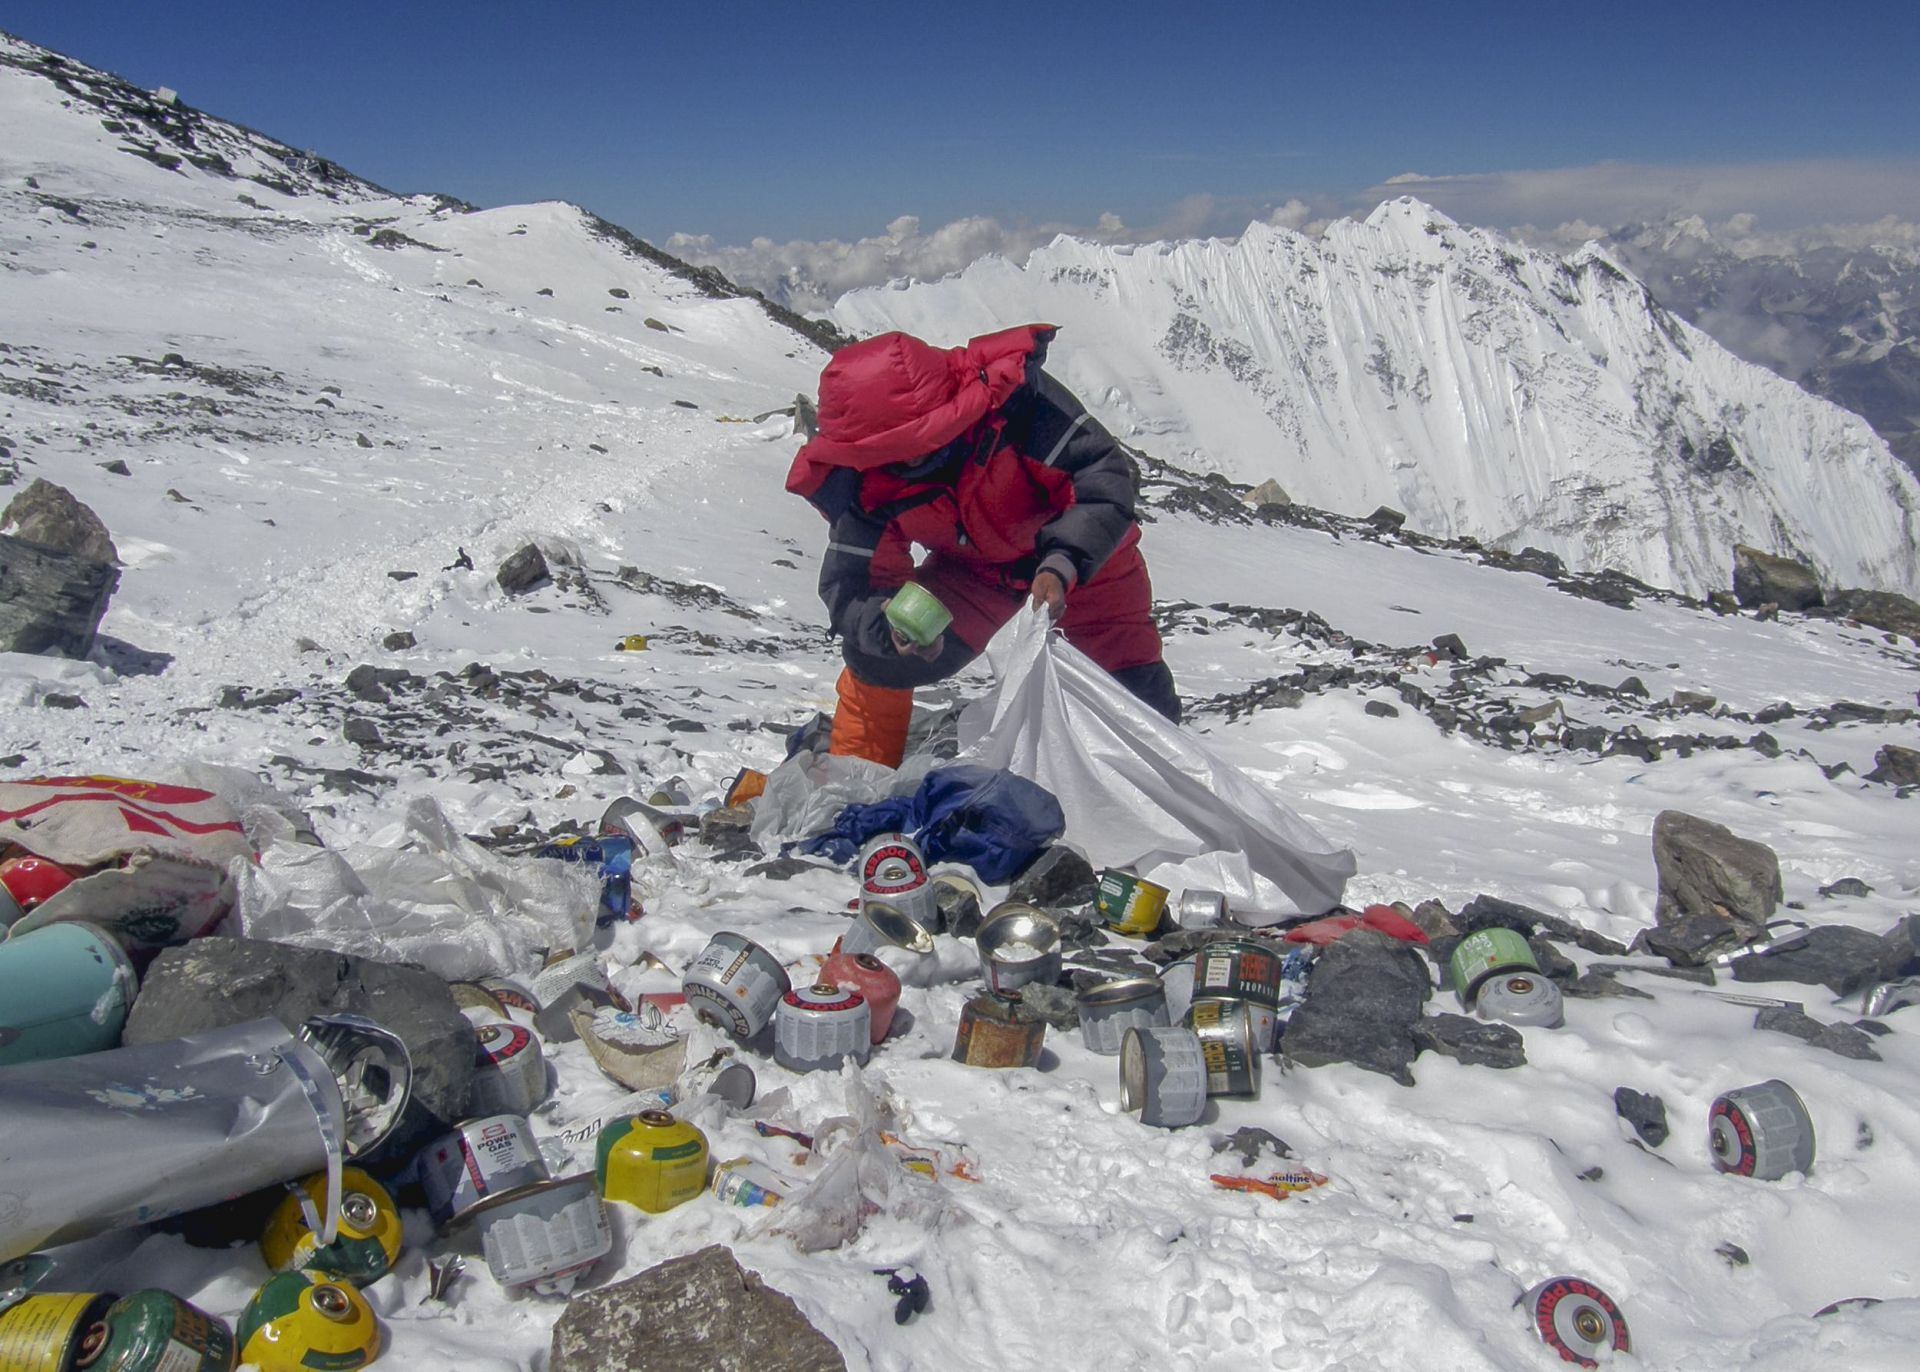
[959,605,1356,915]
[748,748,937,851]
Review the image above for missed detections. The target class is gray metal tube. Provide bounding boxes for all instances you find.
[0,1017,345,1265]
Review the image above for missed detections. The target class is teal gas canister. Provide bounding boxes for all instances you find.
[0,920,138,1067]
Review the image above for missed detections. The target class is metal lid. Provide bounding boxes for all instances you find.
[1119,1029,1146,1111]
[857,899,934,955]
[1077,976,1164,1011]
[977,903,1061,958]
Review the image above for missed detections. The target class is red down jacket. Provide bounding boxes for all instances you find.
[787,325,1161,690]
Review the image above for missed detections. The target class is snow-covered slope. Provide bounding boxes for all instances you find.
[832,202,1920,601]
[7,32,1920,1372]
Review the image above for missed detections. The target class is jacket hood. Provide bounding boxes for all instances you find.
[787,324,1056,495]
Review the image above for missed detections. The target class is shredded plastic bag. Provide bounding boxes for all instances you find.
[958,605,1356,915]
[748,747,937,852]
[234,797,596,980]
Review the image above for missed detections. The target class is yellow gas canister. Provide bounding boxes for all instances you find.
[595,1109,709,1213]
[259,1168,403,1287]
[0,1291,111,1372]
[236,1271,381,1372]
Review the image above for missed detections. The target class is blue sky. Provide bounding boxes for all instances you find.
[7,0,1918,246]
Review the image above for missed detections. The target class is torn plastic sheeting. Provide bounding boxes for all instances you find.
[958,606,1356,916]
[234,797,598,982]
[748,748,936,851]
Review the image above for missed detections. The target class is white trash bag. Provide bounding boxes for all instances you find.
[958,605,1356,915]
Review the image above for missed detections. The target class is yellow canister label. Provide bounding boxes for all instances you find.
[1096,871,1169,936]
[0,1292,106,1372]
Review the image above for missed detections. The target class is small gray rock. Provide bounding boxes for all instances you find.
[1613,1087,1669,1147]
[1018,981,1079,1029]
[1411,1013,1526,1069]
[382,630,417,651]
[1367,506,1406,531]
[1819,878,1872,900]
[1008,845,1099,909]
[1866,745,1920,787]
[744,857,830,881]
[1364,700,1400,718]
[343,718,382,746]
[496,542,551,594]
[1214,1126,1293,1165]
[0,534,119,658]
[1753,1005,1881,1061]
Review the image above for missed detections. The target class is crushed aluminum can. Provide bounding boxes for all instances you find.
[1120,1026,1209,1128]
[773,983,871,1073]
[596,1110,709,1214]
[0,1291,113,1370]
[1188,994,1278,1053]
[473,1174,612,1297]
[1176,889,1227,930]
[712,1157,789,1208]
[1709,1079,1815,1180]
[1448,927,1540,1006]
[1094,869,1169,937]
[951,990,1045,1068]
[1474,972,1564,1028]
[1077,976,1170,1056]
[679,1051,757,1110]
[1519,1276,1631,1367]
[69,1289,236,1372]
[975,903,1063,994]
[469,1022,550,1117]
[1191,940,1285,1010]
[1861,975,1920,1019]
[1160,957,1198,1023]
[0,920,138,1068]
[682,932,790,1040]
[821,951,902,1043]
[838,898,934,958]
[856,833,939,930]
[237,1272,380,1372]
[419,1114,551,1230]
[1187,999,1262,1099]
[0,1016,392,1267]
[260,1167,402,1287]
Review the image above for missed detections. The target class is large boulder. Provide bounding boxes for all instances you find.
[550,1245,846,1372]
[1828,587,1920,640]
[1281,929,1431,1085]
[0,535,119,657]
[1866,745,1920,787]
[1649,811,1782,960]
[1,478,119,564]
[1729,924,1903,996]
[1732,544,1823,612]
[122,936,476,1163]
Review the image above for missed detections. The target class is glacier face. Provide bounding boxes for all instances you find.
[832,199,1920,599]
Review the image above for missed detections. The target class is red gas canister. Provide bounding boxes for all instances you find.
[821,950,901,1043]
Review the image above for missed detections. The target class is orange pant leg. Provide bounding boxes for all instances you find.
[828,666,915,767]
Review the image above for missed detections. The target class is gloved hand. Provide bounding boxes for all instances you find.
[1028,569,1068,621]
[888,621,944,660]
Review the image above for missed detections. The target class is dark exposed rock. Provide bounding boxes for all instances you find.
[1018,981,1079,1029]
[1282,930,1431,1085]
[346,663,392,703]
[1431,633,1468,661]
[343,718,382,747]
[1364,700,1400,718]
[1411,1013,1526,1069]
[1733,544,1823,611]
[1820,877,1873,899]
[123,936,476,1164]
[1616,675,1649,698]
[1512,546,1565,578]
[935,877,983,938]
[744,857,830,881]
[1613,1088,1669,1147]
[1729,925,1902,996]
[42,692,85,709]
[1633,911,1750,967]
[1752,1006,1881,1061]
[1882,916,1920,976]
[1671,690,1717,712]
[1717,1242,1750,1268]
[549,1245,845,1372]
[1408,899,1458,939]
[1,478,118,563]
[1651,810,1781,948]
[0,533,119,657]
[98,459,131,476]
[1752,701,1797,725]
[382,630,416,651]
[1866,744,1920,787]
[1827,587,1920,639]
[1563,971,1655,1000]
[1008,844,1099,909]
[699,804,757,853]
[1366,506,1406,531]
[1214,1126,1293,1166]
[1457,893,1626,955]
[1749,731,1782,758]
[1527,937,1579,983]
[496,542,551,594]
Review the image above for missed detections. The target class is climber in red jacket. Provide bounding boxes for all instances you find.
[787,323,1180,766]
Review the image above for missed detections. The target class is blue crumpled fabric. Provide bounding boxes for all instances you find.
[796,764,1065,884]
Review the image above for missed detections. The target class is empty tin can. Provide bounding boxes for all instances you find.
[1709,1079,1815,1180]
[601,796,685,852]
[1474,972,1564,1028]
[820,951,902,1043]
[837,898,935,958]
[976,903,1063,994]
[1095,869,1170,937]
[683,932,791,1040]
[470,1022,550,1117]
[596,1110,709,1214]
[857,833,938,929]
[1188,999,1262,1098]
[1188,995,1279,1053]
[68,1290,235,1372]
[1192,940,1285,1009]
[1449,927,1539,1006]
[473,1174,612,1297]
[773,983,871,1073]
[712,1158,789,1208]
[1520,1276,1631,1367]
[420,1114,550,1229]
[236,1273,379,1372]
[1077,977,1171,1055]
[0,921,138,1069]
[1120,1026,1209,1128]
[951,990,1045,1068]
[0,1292,112,1371]
[1176,889,1227,930]
[680,1052,757,1110]
[259,1167,401,1287]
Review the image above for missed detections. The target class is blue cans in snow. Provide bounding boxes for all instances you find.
[537,834,636,927]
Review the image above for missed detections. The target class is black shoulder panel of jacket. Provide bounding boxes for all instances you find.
[1003,370,1138,584]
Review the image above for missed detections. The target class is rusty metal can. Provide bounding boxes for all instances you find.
[259,1167,402,1287]
[1188,995,1279,1053]
[1120,1026,1208,1128]
[472,1174,612,1297]
[837,898,934,958]
[856,833,938,929]
[773,984,870,1073]
[595,1110,709,1214]
[469,1022,549,1117]
[712,1158,789,1208]
[1077,977,1170,1055]
[0,1292,113,1371]
[1191,940,1285,1009]
[68,1290,236,1372]
[975,903,1063,994]
[1095,869,1170,937]
[419,1114,551,1229]
[1187,998,1262,1098]
[1176,889,1227,930]
[236,1273,379,1372]
[951,990,1045,1068]
[682,932,791,1040]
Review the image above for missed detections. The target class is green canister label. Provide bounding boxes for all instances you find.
[1449,927,1539,1001]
